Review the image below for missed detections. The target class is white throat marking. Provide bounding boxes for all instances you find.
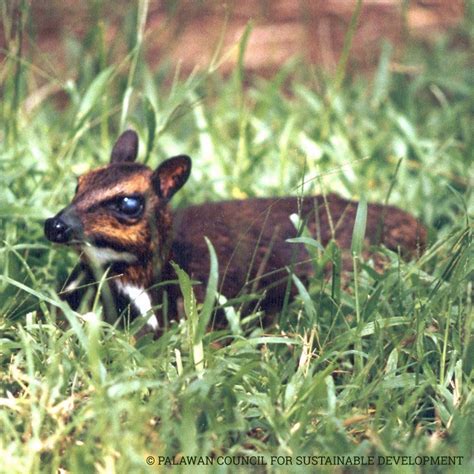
[83,246,137,265]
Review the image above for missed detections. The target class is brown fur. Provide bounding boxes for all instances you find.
[162,194,426,319]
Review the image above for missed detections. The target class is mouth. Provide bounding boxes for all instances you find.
[69,240,86,250]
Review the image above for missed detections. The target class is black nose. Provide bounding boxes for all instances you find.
[44,217,73,243]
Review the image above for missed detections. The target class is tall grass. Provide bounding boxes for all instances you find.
[0,2,473,473]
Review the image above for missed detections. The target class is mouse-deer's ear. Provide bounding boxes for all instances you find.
[152,155,191,201]
[110,130,139,163]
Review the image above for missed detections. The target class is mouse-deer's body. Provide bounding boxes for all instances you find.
[45,130,427,334]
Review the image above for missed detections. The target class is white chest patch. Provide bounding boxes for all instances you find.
[64,276,82,293]
[84,246,137,265]
[116,283,159,331]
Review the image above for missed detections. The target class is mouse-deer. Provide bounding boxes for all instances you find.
[44,130,426,334]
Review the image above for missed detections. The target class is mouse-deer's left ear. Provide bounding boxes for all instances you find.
[152,155,191,201]
[110,130,139,163]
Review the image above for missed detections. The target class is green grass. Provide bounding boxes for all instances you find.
[1,2,473,473]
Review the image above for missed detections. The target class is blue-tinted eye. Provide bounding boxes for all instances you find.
[117,196,143,216]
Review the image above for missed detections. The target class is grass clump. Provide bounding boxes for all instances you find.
[0,2,473,473]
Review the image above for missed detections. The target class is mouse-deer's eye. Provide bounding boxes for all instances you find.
[112,196,144,218]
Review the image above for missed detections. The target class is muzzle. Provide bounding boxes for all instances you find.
[44,208,83,244]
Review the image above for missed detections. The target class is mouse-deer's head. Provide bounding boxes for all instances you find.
[44,130,191,276]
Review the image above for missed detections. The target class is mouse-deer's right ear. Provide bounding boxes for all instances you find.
[152,155,191,201]
[110,130,139,163]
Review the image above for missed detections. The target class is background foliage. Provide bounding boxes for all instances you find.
[0,1,472,472]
